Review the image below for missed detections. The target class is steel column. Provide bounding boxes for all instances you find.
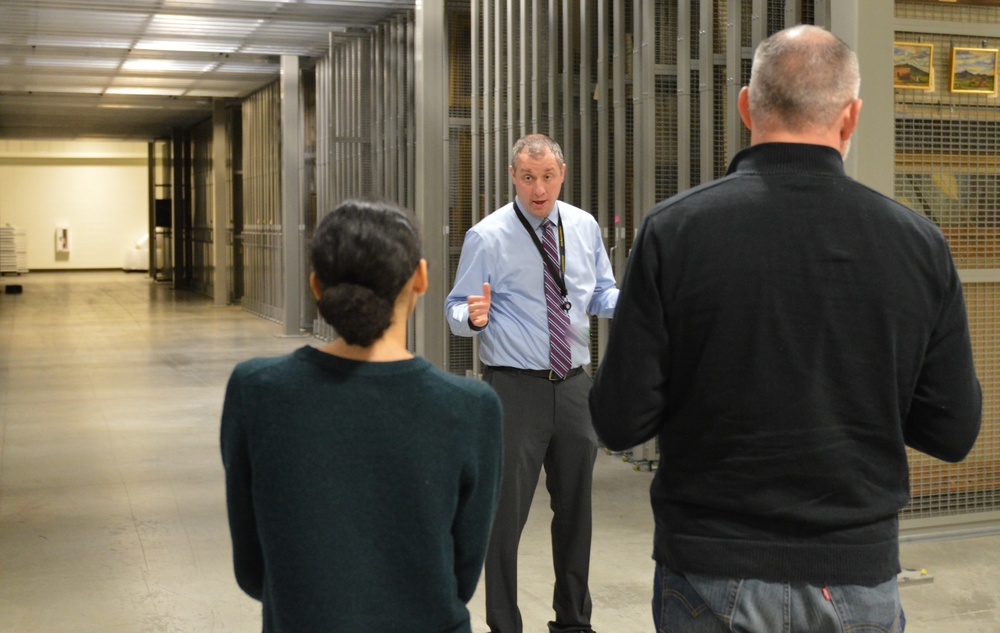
[578,0,590,211]
[699,0,714,182]
[597,0,609,217]
[212,98,229,306]
[280,55,303,336]
[676,0,691,192]
[415,0,448,367]
[726,0,743,164]
[561,0,573,200]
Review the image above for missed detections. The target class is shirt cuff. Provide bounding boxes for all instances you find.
[468,318,486,332]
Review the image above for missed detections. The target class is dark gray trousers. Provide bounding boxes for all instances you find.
[482,367,599,633]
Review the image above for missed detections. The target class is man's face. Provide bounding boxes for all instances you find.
[509,149,566,219]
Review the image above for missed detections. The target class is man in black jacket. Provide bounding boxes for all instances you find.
[590,24,982,633]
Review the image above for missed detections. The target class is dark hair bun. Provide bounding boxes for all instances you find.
[309,198,422,346]
[316,283,392,348]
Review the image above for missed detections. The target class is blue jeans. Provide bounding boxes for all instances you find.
[652,564,905,633]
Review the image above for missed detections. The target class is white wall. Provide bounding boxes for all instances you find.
[0,140,148,270]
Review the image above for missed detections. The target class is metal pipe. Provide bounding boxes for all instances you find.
[699,0,714,183]
[561,0,572,200]
[520,0,528,137]
[531,0,539,131]
[726,0,742,164]
[495,0,504,208]
[637,0,655,227]
[578,0,590,211]
[597,0,608,217]
[407,16,416,210]
[752,0,766,47]
[472,0,481,224]
[547,0,557,137]
[785,0,801,28]
[484,0,493,212]
[676,0,691,192]
[507,0,516,190]
[613,0,625,231]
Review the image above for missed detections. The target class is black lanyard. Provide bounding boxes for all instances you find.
[512,200,572,311]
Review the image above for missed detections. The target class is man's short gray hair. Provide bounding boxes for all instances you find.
[510,134,565,169]
[748,25,860,133]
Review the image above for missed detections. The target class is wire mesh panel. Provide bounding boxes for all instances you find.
[241,81,283,323]
[311,13,414,342]
[448,2,476,375]
[893,3,1000,523]
[190,118,214,298]
[313,35,376,340]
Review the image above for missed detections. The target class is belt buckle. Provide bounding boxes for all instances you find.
[547,369,562,382]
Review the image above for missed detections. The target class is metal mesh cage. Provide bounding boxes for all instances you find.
[191,119,214,297]
[449,4,475,376]
[894,10,1000,523]
[241,81,283,323]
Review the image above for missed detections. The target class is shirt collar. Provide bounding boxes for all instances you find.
[514,196,560,230]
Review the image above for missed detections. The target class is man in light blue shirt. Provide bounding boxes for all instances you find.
[446,134,618,633]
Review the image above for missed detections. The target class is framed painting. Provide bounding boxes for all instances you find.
[894,42,934,90]
[949,47,999,94]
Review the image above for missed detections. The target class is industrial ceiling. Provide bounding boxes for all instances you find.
[0,0,414,140]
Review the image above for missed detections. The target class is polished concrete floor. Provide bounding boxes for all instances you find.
[1,271,998,632]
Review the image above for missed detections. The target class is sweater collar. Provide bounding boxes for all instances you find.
[727,142,847,178]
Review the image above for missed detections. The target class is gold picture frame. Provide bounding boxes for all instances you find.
[949,46,999,94]
[894,42,934,90]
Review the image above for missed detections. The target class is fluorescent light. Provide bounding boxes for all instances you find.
[216,62,278,74]
[26,57,121,69]
[123,59,217,73]
[28,35,132,49]
[26,86,104,94]
[149,14,264,37]
[135,39,240,53]
[105,87,185,96]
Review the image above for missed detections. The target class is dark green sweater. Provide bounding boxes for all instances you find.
[222,346,503,632]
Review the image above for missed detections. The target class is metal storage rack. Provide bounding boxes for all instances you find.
[0,226,28,275]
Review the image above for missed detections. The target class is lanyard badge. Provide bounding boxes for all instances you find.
[512,200,572,312]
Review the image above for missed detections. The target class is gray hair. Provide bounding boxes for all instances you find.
[748,25,860,132]
[510,134,565,169]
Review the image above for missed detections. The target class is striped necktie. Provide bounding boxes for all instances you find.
[541,219,572,378]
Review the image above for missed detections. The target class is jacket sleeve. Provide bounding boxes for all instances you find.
[452,388,504,603]
[903,261,982,463]
[220,368,265,601]
[589,216,671,451]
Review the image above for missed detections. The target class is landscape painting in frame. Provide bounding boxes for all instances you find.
[949,47,999,94]
[894,42,934,90]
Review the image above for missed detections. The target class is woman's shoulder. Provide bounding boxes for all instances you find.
[417,361,501,407]
[229,348,309,383]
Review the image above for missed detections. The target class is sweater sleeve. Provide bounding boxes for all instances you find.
[903,259,982,463]
[452,386,503,603]
[220,367,265,601]
[590,215,671,451]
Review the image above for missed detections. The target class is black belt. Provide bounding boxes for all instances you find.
[485,365,585,382]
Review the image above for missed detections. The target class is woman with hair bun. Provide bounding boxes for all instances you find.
[221,198,503,633]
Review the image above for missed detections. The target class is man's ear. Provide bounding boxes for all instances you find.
[738,86,753,131]
[840,98,863,142]
[309,272,323,301]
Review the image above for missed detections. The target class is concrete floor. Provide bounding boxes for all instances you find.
[1,271,998,632]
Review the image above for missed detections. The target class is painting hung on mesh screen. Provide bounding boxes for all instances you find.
[894,42,934,90]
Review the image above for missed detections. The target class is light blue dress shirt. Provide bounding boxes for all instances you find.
[446,198,619,370]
